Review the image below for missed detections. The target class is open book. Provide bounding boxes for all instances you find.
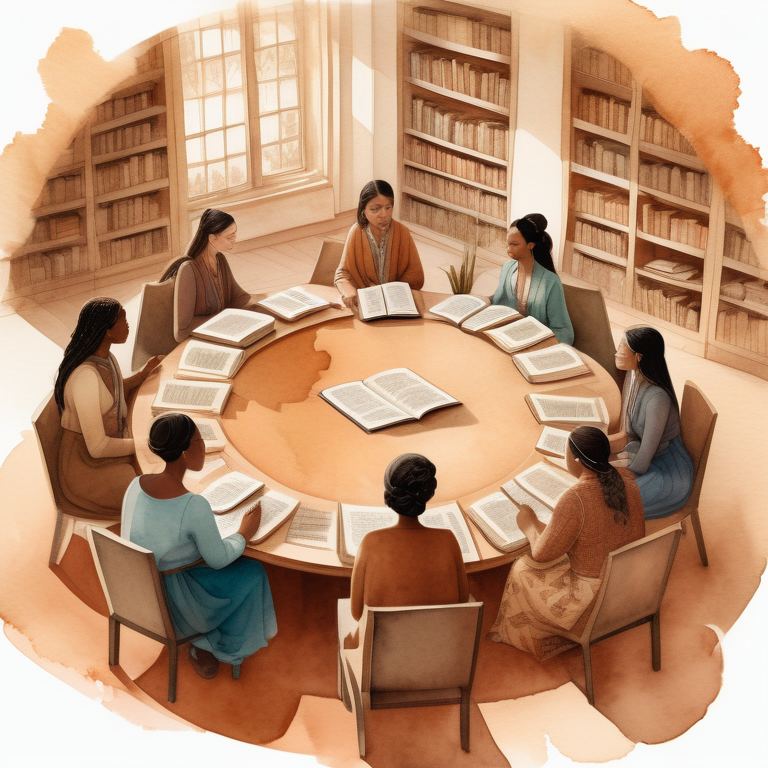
[200,471,264,513]
[192,417,227,452]
[512,344,591,383]
[214,488,300,545]
[525,393,609,428]
[256,287,331,321]
[284,503,339,551]
[152,379,233,416]
[319,368,460,433]
[429,294,521,332]
[175,340,245,381]
[358,281,420,321]
[337,501,479,565]
[484,315,554,353]
[192,308,275,348]
[535,426,571,458]
[505,462,578,510]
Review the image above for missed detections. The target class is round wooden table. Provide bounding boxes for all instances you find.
[133,285,621,575]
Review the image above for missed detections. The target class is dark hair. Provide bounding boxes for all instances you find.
[624,326,678,407]
[383,453,437,517]
[160,208,235,280]
[568,426,629,525]
[54,297,122,413]
[148,412,197,462]
[510,213,556,273]
[356,180,395,229]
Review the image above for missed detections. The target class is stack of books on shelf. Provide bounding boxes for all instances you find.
[643,259,701,283]
[98,193,162,233]
[571,251,625,301]
[640,204,708,249]
[638,161,710,205]
[92,122,154,156]
[403,196,475,242]
[573,220,628,258]
[404,136,506,189]
[40,174,84,206]
[30,213,82,243]
[574,137,629,179]
[744,281,768,307]
[633,277,700,330]
[94,151,168,195]
[95,85,155,123]
[576,90,630,133]
[408,51,510,107]
[574,47,632,85]
[574,187,629,225]
[724,226,758,266]
[716,306,768,354]
[99,228,168,267]
[407,7,511,55]
[639,110,696,155]
[404,167,505,219]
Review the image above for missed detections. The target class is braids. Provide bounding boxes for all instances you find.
[54,298,122,413]
[511,213,556,273]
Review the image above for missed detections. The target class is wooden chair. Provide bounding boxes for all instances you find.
[558,524,682,706]
[86,526,204,703]
[309,238,344,287]
[131,279,177,371]
[560,272,624,388]
[645,381,718,566]
[32,391,120,565]
[338,600,484,758]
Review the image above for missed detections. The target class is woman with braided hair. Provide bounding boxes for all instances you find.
[491,213,574,344]
[489,426,644,661]
[55,297,162,515]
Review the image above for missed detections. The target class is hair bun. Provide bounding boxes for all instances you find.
[522,213,548,233]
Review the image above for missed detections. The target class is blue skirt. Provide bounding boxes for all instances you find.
[635,435,694,519]
[164,558,277,665]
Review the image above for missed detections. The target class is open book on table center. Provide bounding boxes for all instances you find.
[357,281,420,321]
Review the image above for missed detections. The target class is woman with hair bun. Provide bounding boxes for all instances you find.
[489,426,644,661]
[613,326,694,518]
[121,412,277,680]
[492,213,574,344]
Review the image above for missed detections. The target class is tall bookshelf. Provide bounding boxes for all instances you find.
[7,41,179,300]
[398,0,516,263]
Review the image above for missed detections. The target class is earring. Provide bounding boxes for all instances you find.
[575,458,580,463]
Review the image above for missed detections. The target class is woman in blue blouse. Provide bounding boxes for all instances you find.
[492,213,574,344]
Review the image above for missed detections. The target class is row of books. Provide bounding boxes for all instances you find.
[99,227,168,267]
[96,193,162,234]
[136,44,163,74]
[574,186,629,226]
[640,203,709,250]
[94,151,168,195]
[409,51,510,107]
[574,47,632,86]
[638,161,710,205]
[92,121,156,157]
[405,7,512,56]
[411,98,508,159]
[477,222,507,252]
[633,277,700,331]
[716,307,768,355]
[95,85,156,124]
[12,246,89,286]
[574,137,629,179]
[39,174,84,207]
[574,219,629,258]
[639,111,696,155]
[721,279,768,306]
[404,166,506,219]
[576,91,631,134]
[404,135,507,190]
[402,195,476,243]
[570,250,626,301]
[724,227,758,266]
[29,213,83,243]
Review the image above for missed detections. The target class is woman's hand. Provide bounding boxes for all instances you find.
[516,504,538,531]
[237,501,262,542]
[140,355,164,381]
[340,291,358,309]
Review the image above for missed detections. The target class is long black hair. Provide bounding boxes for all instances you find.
[568,426,629,525]
[356,180,395,229]
[624,326,678,407]
[148,412,197,463]
[54,297,122,413]
[160,208,235,281]
[383,453,437,518]
[510,213,556,273]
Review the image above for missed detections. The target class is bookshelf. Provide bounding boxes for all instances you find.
[7,41,178,299]
[399,0,516,263]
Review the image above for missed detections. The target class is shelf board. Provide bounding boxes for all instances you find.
[718,295,768,318]
[403,160,506,196]
[33,197,87,217]
[571,70,633,100]
[404,129,507,167]
[638,141,705,172]
[637,185,710,214]
[573,210,629,233]
[708,337,768,367]
[722,257,768,280]
[403,186,506,227]
[572,118,630,146]
[16,234,87,258]
[635,268,703,292]
[403,27,511,65]
[571,243,628,268]
[97,217,171,243]
[571,164,630,190]
[91,105,167,136]
[95,178,170,205]
[93,138,168,165]
[635,230,706,259]
[406,78,510,116]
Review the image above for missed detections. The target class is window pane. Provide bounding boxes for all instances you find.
[183,99,202,135]
[278,44,297,77]
[279,78,298,108]
[204,59,223,94]
[205,130,225,160]
[226,125,246,155]
[262,144,280,175]
[222,22,241,52]
[225,54,242,88]
[208,161,227,192]
[260,114,280,144]
[257,19,277,47]
[182,63,202,99]
[277,10,296,42]
[225,91,245,125]
[186,136,204,163]
[282,139,300,168]
[228,154,248,187]
[201,27,222,58]
[280,109,299,139]
[188,166,206,197]
[178,31,200,64]
[259,82,279,114]
[255,48,277,81]
[204,95,223,130]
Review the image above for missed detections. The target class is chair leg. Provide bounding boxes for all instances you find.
[460,690,470,752]
[581,643,595,706]
[338,650,352,711]
[345,659,366,758]
[232,664,241,680]
[651,613,661,671]
[51,515,76,566]
[689,509,709,567]
[108,617,120,667]
[168,644,178,703]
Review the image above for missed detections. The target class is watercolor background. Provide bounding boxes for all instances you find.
[0,1,766,766]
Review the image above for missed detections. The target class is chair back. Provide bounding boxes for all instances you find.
[679,381,718,509]
[309,239,344,287]
[31,390,65,511]
[131,279,177,372]
[586,525,681,642]
[360,603,483,694]
[560,272,623,388]
[87,526,176,643]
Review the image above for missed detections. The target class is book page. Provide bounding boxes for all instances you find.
[382,281,419,315]
[364,368,459,419]
[514,345,584,375]
[500,480,554,524]
[529,394,607,424]
[340,504,397,559]
[430,294,487,324]
[486,316,552,351]
[192,417,227,452]
[535,426,571,458]
[470,492,524,545]
[195,309,273,342]
[214,495,261,538]
[321,381,409,430]
[214,489,298,541]
[284,505,337,550]
[420,502,479,562]
[460,304,520,332]
[513,463,577,509]
[202,471,264,513]
[257,287,329,319]
[153,380,232,414]
[357,285,387,320]
[180,340,242,377]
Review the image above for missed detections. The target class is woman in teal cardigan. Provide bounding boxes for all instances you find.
[492,213,574,344]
